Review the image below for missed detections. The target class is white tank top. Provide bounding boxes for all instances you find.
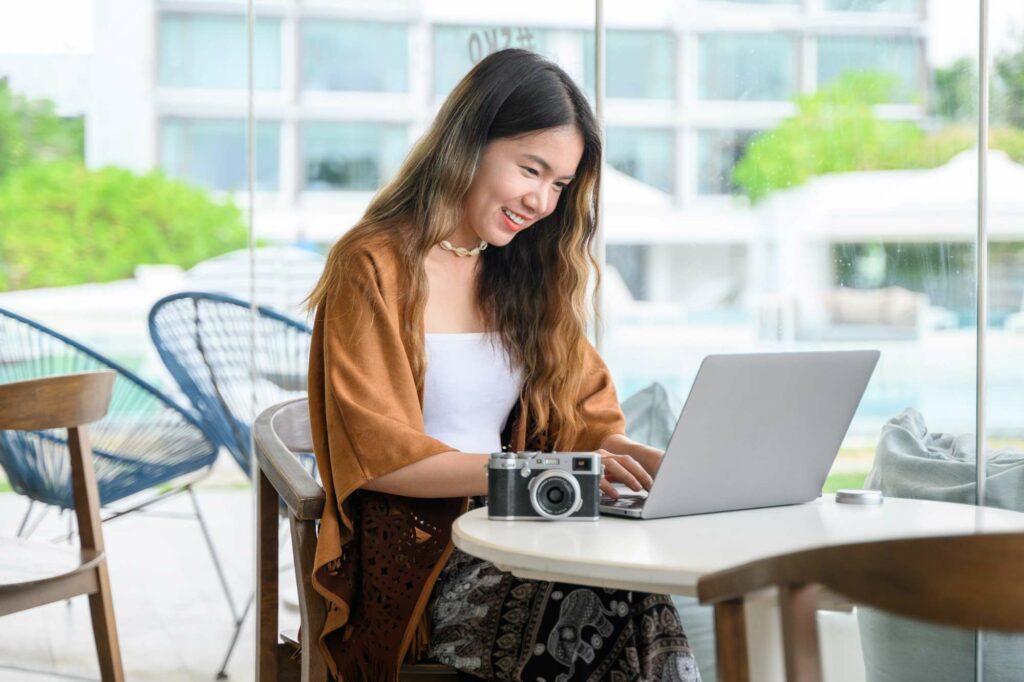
[422,332,524,454]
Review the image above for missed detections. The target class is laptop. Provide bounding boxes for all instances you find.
[600,350,880,519]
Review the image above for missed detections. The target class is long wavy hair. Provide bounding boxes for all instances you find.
[307,49,602,450]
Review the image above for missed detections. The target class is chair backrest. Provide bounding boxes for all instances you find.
[0,307,218,508]
[0,372,115,554]
[148,292,313,475]
[698,533,1024,682]
[0,372,114,431]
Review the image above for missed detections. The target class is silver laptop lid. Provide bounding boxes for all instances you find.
[639,350,879,519]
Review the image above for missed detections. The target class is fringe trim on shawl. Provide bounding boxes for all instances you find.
[397,531,464,669]
[406,610,433,663]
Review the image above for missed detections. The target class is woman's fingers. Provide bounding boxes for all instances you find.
[605,458,643,492]
[600,478,618,499]
[597,453,652,494]
[598,451,653,492]
[596,450,659,500]
[619,455,654,490]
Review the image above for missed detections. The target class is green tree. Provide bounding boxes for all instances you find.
[932,58,977,122]
[0,79,84,180]
[732,70,1024,203]
[732,73,932,203]
[0,161,247,290]
[930,36,1024,127]
[995,43,1024,128]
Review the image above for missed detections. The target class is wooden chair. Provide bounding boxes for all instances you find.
[697,532,1024,682]
[0,371,124,681]
[254,398,458,682]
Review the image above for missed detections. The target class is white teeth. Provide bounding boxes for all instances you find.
[502,207,525,226]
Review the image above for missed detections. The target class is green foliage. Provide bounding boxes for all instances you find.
[932,58,977,122]
[924,126,1024,167]
[822,471,868,494]
[995,45,1024,128]
[0,161,247,290]
[992,125,1024,164]
[910,126,975,165]
[0,83,247,291]
[732,70,1024,203]
[930,36,1024,126]
[0,79,84,181]
[732,73,931,203]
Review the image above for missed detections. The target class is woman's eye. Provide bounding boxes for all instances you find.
[554,182,567,192]
[520,166,539,177]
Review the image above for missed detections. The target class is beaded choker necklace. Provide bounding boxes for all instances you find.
[438,240,488,257]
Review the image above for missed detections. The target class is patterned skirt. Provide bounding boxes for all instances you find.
[427,547,701,682]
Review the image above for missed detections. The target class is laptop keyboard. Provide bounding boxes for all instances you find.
[601,495,646,510]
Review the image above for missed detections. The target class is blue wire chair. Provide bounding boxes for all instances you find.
[0,307,219,517]
[148,291,313,476]
[0,308,242,627]
[148,291,313,678]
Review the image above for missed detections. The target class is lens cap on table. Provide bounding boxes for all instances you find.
[836,489,883,505]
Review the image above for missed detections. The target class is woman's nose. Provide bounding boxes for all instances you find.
[523,187,549,217]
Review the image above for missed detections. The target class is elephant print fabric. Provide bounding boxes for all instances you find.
[429,547,700,682]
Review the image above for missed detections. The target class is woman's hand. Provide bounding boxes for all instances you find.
[595,434,666,499]
[596,449,654,499]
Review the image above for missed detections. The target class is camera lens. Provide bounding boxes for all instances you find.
[536,479,573,515]
[529,471,581,519]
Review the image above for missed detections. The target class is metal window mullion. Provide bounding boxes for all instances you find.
[976,0,989,510]
[594,0,606,353]
[247,0,257,477]
[976,0,990,677]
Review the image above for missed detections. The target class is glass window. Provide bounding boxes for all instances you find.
[832,243,975,320]
[606,128,675,195]
[302,122,408,191]
[159,13,281,90]
[698,33,796,101]
[709,0,799,3]
[583,30,675,100]
[160,118,280,191]
[698,129,758,195]
[301,20,408,92]
[606,245,649,299]
[817,36,921,102]
[825,0,920,13]
[432,25,548,97]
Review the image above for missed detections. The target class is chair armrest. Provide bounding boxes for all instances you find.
[254,398,324,521]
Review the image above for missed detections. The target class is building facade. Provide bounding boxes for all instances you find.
[87,0,929,303]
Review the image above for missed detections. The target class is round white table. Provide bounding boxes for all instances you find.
[453,495,1024,681]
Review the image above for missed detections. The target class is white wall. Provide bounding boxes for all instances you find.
[88,0,157,172]
[646,244,748,306]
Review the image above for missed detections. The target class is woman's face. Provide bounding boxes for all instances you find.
[459,125,585,248]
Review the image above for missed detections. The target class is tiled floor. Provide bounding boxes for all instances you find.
[0,483,296,681]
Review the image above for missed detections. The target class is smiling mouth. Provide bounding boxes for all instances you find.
[501,207,527,227]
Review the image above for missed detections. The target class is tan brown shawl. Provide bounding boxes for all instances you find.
[308,235,626,681]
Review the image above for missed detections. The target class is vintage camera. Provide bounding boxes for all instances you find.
[487,451,602,521]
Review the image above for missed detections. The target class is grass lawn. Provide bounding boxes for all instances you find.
[822,471,869,493]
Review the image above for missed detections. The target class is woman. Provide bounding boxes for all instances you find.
[306,49,700,682]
